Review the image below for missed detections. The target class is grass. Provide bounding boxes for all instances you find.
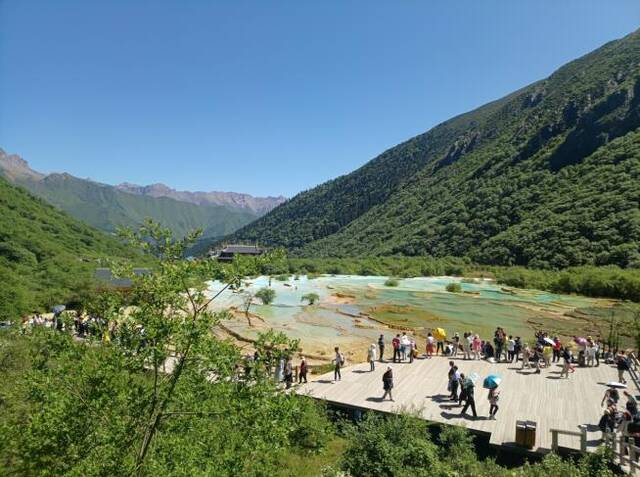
[277,436,347,477]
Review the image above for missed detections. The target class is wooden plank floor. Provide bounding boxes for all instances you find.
[296,355,633,453]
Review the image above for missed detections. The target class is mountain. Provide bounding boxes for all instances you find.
[0,151,277,241]
[116,182,285,215]
[220,29,640,269]
[0,175,143,319]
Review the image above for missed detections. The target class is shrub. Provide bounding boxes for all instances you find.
[384,278,399,287]
[301,293,320,305]
[446,282,462,293]
[255,287,276,304]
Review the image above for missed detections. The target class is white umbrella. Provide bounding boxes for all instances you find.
[607,382,628,389]
[543,337,555,346]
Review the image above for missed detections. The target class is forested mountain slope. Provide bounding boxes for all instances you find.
[0,176,142,318]
[223,29,640,268]
[0,151,261,241]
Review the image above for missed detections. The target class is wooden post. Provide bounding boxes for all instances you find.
[579,425,587,452]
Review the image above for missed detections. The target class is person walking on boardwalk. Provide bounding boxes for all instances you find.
[617,351,630,384]
[392,334,401,363]
[298,357,308,383]
[367,343,377,371]
[460,378,477,418]
[284,357,293,389]
[472,334,482,360]
[488,386,500,419]
[458,373,467,406]
[382,367,394,401]
[333,347,344,382]
[560,346,572,378]
[426,332,435,358]
[449,365,460,401]
[378,334,385,362]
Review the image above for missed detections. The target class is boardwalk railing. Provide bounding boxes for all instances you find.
[550,425,587,452]
[603,432,640,475]
[628,353,640,394]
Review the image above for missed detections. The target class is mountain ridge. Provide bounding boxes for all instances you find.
[0,150,272,241]
[217,28,640,269]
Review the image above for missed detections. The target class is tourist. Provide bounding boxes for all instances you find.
[617,351,630,384]
[586,339,596,367]
[333,347,344,381]
[461,332,471,360]
[483,340,495,360]
[507,336,515,362]
[598,406,617,438]
[494,328,505,363]
[449,365,460,401]
[532,345,543,374]
[521,344,531,369]
[367,343,377,371]
[513,336,522,363]
[460,378,477,418]
[458,373,467,406]
[488,386,500,419]
[436,334,444,356]
[409,337,416,363]
[472,334,482,360]
[625,390,638,416]
[594,337,601,367]
[560,347,572,378]
[542,344,552,368]
[401,333,411,361]
[284,358,293,389]
[378,334,385,362]
[453,332,460,357]
[392,334,401,363]
[601,387,620,407]
[298,357,308,383]
[382,367,394,401]
[426,332,435,358]
[447,361,455,395]
[552,337,561,363]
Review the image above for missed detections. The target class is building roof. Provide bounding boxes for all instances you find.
[221,245,263,254]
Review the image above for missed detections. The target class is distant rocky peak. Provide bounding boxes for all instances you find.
[116,182,286,214]
[0,149,45,181]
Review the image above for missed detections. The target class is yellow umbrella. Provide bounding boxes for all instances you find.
[433,328,447,340]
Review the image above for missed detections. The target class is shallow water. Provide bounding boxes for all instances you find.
[208,275,613,359]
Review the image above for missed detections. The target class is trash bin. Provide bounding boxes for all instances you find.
[525,421,537,449]
[515,420,527,447]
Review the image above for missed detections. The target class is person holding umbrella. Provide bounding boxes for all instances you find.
[484,375,502,419]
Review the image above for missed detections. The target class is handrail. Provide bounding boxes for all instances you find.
[627,353,640,395]
[550,426,587,452]
[602,432,640,475]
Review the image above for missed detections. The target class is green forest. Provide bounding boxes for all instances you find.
[0,176,146,319]
[220,29,640,270]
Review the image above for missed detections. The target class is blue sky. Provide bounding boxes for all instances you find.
[1,1,639,197]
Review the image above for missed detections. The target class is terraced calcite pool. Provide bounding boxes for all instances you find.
[207,275,618,362]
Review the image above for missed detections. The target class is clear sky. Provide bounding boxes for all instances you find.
[1,1,639,197]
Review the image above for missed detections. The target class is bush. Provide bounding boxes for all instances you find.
[301,293,320,305]
[255,287,276,304]
[446,282,462,293]
[384,278,399,287]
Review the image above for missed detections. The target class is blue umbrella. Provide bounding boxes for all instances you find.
[483,374,502,389]
[52,305,66,315]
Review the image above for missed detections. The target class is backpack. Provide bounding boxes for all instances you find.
[340,353,345,366]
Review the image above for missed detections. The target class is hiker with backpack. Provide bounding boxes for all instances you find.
[333,346,345,381]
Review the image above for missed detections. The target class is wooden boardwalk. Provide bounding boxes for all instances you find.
[296,355,633,453]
